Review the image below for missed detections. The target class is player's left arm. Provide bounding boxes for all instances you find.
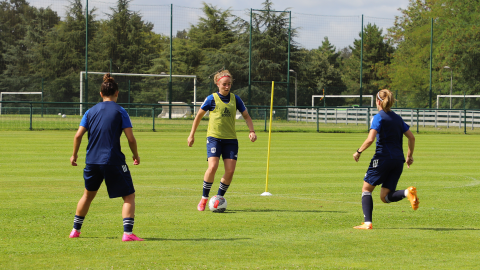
[124,127,140,165]
[353,129,377,162]
[237,95,257,142]
[71,126,87,166]
[241,110,257,142]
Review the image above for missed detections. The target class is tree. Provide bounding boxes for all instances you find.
[0,1,59,94]
[388,0,480,108]
[89,0,161,74]
[341,23,395,101]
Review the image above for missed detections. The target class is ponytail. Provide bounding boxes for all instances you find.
[377,89,395,112]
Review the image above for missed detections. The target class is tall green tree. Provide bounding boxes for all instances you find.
[0,1,59,93]
[29,0,96,102]
[388,0,480,108]
[341,23,395,98]
[89,0,161,74]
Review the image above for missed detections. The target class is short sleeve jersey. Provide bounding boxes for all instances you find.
[370,110,410,160]
[200,92,247,113]
[79,101,132,165]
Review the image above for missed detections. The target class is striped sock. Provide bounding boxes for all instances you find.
[73,215,85,231]
[218,182,230,196]
[203,181,213,198]
[123,218,134,233]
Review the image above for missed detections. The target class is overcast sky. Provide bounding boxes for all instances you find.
[29,0,412,49]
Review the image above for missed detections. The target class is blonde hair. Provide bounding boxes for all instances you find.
[377,89,395,112]
[213,70,233,84]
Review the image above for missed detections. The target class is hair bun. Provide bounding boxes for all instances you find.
[103,73,114,83]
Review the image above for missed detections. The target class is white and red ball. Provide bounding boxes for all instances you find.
[208,195,227,213]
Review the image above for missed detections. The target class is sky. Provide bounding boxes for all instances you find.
[29,0,412,49]
[170,0,411,18]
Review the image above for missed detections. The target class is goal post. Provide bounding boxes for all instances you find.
[436,95,480,109]
[312,95,374,107]
[0,92,43,115]
[79,72,197,115]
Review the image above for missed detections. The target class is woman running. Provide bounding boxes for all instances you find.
[352,89,419,229]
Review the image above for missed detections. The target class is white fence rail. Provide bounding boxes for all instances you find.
[287,108,480,129]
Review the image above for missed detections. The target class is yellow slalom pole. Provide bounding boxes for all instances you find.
[261,81,274,196]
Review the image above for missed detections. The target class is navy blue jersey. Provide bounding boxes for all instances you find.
[370,110,410,160]
[79,101,132,165]
[201,91,247,113]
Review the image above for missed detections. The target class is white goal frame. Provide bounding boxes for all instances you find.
[436,95,480,109]
[80,72,197,115]
[312,95,374,107]
[0,92,42,115]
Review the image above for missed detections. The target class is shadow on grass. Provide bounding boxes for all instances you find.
[231,209,346,213]
[384,227,480,231]
[143,237,251,242]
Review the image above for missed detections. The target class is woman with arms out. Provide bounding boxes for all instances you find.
[352,89,419,230]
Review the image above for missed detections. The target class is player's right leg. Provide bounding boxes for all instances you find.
[198,157,219,211]
[199,138,222,211]
[121,193,143,241]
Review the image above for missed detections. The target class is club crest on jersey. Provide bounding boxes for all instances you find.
[222,108,232,117]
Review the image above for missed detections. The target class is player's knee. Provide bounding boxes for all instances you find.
[361,191,371,197]
[380,195,388,203]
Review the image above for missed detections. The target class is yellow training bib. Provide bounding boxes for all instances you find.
[207,93,237,139]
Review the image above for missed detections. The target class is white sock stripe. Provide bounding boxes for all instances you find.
[203,182,213,189]
[384,195,391,203]
[362,192,372,197]
[123,220,135,225]
[73,218,84,224]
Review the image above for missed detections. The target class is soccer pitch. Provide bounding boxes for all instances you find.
[1,131,479,269]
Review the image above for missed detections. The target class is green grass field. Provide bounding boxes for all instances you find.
[1,130,480,269]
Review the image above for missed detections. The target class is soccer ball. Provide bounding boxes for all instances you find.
[62,114,66,118]
[208,195,227,213]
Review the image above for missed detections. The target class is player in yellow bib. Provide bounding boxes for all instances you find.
[188,70,257,211]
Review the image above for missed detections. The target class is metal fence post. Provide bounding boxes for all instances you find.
[30,103,33,130]
[264,108,267,132]
[367,107,370,130]
[416,109,419,133]
[316,108,319,132]
[152,107,156,131]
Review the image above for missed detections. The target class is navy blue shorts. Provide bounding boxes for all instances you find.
[363,158,404,191]
[83,164,135,198]
[206,136,238,160]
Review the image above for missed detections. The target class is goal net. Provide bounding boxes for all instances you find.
[79,72,197,116]
[436,95,480,109]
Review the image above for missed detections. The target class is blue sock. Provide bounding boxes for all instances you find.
[217,182,230,196]
[362,192,373,223]
[123,218,134,233]
[73,215,85,231]
[203,181,212,198]
[385,190,406,203]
